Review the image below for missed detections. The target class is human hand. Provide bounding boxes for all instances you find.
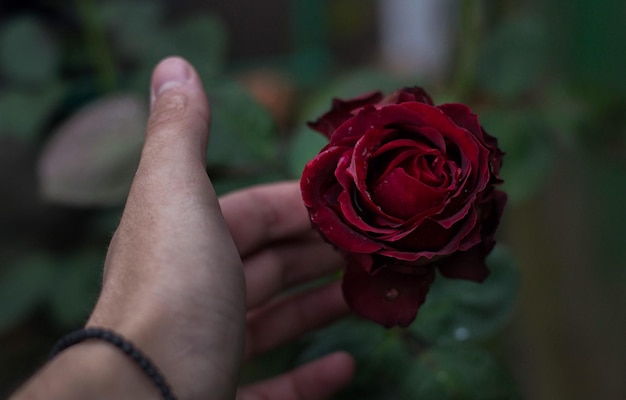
[13,57,353,400]
[91,57,354,399]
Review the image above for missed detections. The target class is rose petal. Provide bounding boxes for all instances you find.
[372,167,446,219]
[438,103,483,139]
[308,92,383,139]
[302,146,382,253]
[436,245,490,282]
[342,255,435,327]
[381,87,434,106]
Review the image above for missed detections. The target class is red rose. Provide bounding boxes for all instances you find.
[301,87,506,328]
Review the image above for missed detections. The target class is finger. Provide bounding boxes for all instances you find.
[219,181,312,258]
[237,352,354,400]
[244,237,344,309]
[245,282,350,360]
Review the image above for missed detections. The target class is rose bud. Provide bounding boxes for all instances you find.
[301,87,506,328]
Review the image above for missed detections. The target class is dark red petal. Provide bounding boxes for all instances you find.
[308,92,384,139]
[372,167,447,219]
[301,146,382,253]
[438,103,483,139]
[436,190,507,282]
[436,245,490,282]
[342,255,436,328]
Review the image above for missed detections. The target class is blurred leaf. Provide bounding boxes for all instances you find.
[477,13,549,99]
[166,15,228,80]
[0,84,66,141]
[49,250,103,327]
[398,344,520,400]
[545,0,626,96]
[480,108,553,203]
[582,155,626,282]
[127,14,227,87]
[0,255,56,333]
[297,318,410,400]
[287,125,328,177]
[411,247,519,345]
[208,80,278,167]
[541,84,592,148]
[38,93,147,206]
[288,69,407,177]
[0,16,60,85]
[100,0,164,60]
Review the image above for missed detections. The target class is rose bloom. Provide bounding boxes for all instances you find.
[301,87,506,327]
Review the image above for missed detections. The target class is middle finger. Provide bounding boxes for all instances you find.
[243,237,344,309]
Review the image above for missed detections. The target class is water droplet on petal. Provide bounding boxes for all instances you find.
[385,288,399,300]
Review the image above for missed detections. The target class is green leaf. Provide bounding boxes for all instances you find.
[411,246,519,345]
[398,344,520,400]
[480,108,553,203]
[0,255,56,333]
[100,0,165,61]
[0,16,60,85]
[37,93,147,206]
[166,15,228,80]
[0,84,66,141]
[49,250,103,327]
[477,13,549,99]
[129,14,228,85]
[297,318,411,399]
[207,80,278,167]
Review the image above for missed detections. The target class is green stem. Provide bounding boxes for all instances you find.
[453,0,484,101]
[74,0,117,92]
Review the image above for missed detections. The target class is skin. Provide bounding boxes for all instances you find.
[11,57,354,400]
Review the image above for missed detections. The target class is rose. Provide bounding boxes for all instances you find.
[300,87,506,327]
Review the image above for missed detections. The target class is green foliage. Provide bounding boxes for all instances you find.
[479,109,553,204]
[48,250,103,327]
[0,251,102,334]
[399,345,520,400]
[477,13,550,100]
[411,247,519,345]
[297,318,411,400]
[208,80,278,167]
[0,255,56,334]
[296,247,520,398]
[0,84,66,140]
[0,17,60,85]
[298,287,521,400]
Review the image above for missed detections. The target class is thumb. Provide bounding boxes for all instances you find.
[143,56,210,175]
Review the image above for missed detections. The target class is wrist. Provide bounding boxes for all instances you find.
[12,341,160,400]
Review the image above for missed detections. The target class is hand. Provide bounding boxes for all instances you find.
[12,57,353,400]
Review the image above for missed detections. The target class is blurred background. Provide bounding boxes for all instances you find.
[1,0,625,399]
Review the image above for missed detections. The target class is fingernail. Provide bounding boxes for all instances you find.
[150,57,192,106]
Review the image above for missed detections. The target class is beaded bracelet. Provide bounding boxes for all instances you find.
[49,327,177,400]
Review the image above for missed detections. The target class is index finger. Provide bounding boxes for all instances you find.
[219,181,312,258]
